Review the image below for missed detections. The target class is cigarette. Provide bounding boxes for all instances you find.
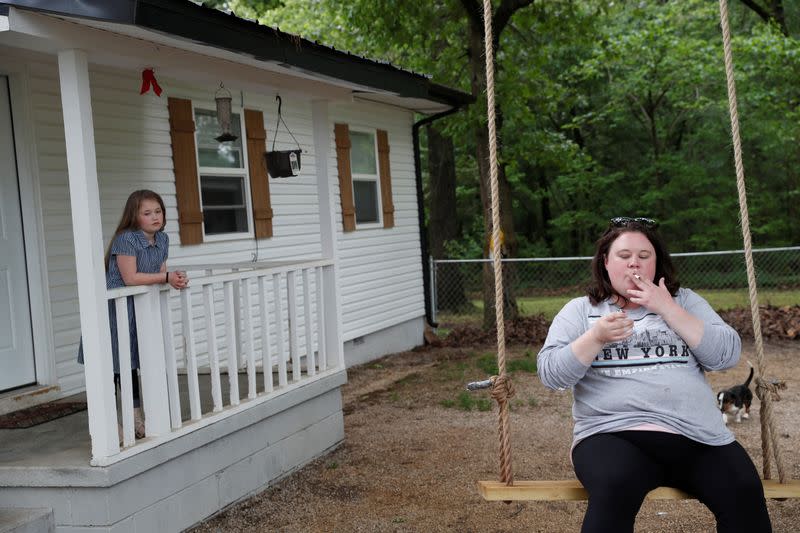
[633,274,641,280]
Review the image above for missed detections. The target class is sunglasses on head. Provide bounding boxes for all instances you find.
[610,217,657,228]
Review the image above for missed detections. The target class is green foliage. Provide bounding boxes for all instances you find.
[450,391,492,412]
[210,0,800,256]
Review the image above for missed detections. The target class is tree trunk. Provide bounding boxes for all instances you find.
[466,20,520,329]
[427,124,470,313]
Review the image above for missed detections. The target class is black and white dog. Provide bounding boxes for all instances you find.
[717,362,754,424]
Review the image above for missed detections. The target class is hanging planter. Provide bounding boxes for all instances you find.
[266,95,302,178]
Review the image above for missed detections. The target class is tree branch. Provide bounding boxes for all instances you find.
[738,0,772,24]
[494,0,535,37]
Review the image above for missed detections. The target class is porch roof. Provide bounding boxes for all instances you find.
[0,0,474,113]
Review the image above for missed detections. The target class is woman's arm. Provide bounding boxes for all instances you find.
[628,279,739,370]
[118,257,189,289]
[117,255,168,286]
[627,275,704,347]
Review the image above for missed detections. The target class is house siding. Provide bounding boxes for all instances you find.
[330,103,426,341]
[24,59,324,397]
[13,56,423,398]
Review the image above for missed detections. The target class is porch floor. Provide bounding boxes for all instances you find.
[0,371,259,473]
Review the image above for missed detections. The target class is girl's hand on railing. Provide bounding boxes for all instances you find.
[168,270,189,290]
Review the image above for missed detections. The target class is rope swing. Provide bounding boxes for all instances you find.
[475,0,800,501]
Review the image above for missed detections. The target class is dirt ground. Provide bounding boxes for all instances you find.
[191,339,800,532]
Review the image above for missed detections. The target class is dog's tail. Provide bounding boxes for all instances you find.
[744,360,754,388]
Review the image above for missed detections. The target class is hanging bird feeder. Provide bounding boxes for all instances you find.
[214,83,238,143]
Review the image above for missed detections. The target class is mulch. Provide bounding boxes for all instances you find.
[719,305,800,340]
[437,305,800,348]
[0,401,87,429]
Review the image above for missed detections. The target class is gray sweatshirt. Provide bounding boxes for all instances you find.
[537,288,739,447]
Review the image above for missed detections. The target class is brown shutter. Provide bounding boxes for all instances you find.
[376,129,395,229]
[244,109,273,239]
[334,123,356,232]
[167,97,203,245]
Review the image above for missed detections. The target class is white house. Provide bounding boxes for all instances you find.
[0,1,470,530]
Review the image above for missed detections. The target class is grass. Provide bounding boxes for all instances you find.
[441,349,538,412]
[437,288,800,323]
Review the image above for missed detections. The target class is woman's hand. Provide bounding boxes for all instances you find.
[627,273,674,315]
[591,311,634,344]
[168,270,189,290]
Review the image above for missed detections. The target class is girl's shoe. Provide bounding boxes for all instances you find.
[133,408,146,439]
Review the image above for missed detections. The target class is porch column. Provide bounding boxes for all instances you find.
[311,100,344,369]
[58,49,119,460]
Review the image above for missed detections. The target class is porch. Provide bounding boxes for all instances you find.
[0,260,347,530]
[0,370,345,531]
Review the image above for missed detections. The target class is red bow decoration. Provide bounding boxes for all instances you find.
[140,68,162,96]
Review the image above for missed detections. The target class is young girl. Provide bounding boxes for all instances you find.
[78,189,188,442]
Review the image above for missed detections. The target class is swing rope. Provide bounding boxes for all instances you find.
[482,0,515,486]
[478,0,791,495]
[718,0,787,483]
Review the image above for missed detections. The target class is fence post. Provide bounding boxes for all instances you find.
[429,255,437,325]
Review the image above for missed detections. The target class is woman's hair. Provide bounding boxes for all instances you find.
[586,220,680,305]
[104,189,167,269]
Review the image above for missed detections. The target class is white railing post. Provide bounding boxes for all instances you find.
[303,268,316,376]
[223,280,240,405]
[322,264,344,369]
[180,288,202,420]
[315,266,327,372]
[160,290,182,429]
[202,283,223,412]
[242,277,257,399]
[58,48,118,461]
[258,276,274,393]
[273,273,288,387]
[287,270,300,381]
[134,287,171,436]
[116,297,134,448]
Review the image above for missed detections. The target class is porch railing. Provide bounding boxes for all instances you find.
[89,259,341,465]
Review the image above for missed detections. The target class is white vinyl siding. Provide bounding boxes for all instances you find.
[330,103,425,341]
[11,49,424,397]
[23,58,323,396]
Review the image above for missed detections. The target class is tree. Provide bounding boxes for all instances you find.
[428,123,471,312]
[739,0,789,36]
[458,0,534,327]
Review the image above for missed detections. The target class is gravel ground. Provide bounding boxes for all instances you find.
[190,339,800,532]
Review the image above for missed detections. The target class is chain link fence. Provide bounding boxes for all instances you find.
[431,246,800,327]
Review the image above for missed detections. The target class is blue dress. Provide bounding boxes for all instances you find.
[78,230,169,373]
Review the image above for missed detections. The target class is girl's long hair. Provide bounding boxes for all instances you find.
[586,221,680,306]
[104,189,167,269]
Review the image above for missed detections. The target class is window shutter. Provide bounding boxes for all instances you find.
[334,123,356,232]
[244,109,273,239]
[167,97,203,245]
[376,129,395,229]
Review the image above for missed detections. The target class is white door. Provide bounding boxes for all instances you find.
[0,75,36,391]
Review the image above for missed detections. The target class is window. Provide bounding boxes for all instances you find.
[194,107,252,237]
[349,129,381,226]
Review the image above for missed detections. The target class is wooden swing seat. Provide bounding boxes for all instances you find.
[478,479,800,501]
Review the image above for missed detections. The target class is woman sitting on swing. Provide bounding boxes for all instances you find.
[537,217,771,533]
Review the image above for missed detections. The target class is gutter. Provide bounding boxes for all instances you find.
[413,106,466,329]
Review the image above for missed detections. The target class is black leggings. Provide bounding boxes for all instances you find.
[572,431,771,533]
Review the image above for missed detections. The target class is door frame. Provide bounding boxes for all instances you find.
[2,62,57,388]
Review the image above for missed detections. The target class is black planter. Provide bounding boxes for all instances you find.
[266,149,302,178]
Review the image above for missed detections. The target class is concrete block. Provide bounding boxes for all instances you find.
[0,508,54,533]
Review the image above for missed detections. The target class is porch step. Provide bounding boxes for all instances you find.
[0,509,54,533]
